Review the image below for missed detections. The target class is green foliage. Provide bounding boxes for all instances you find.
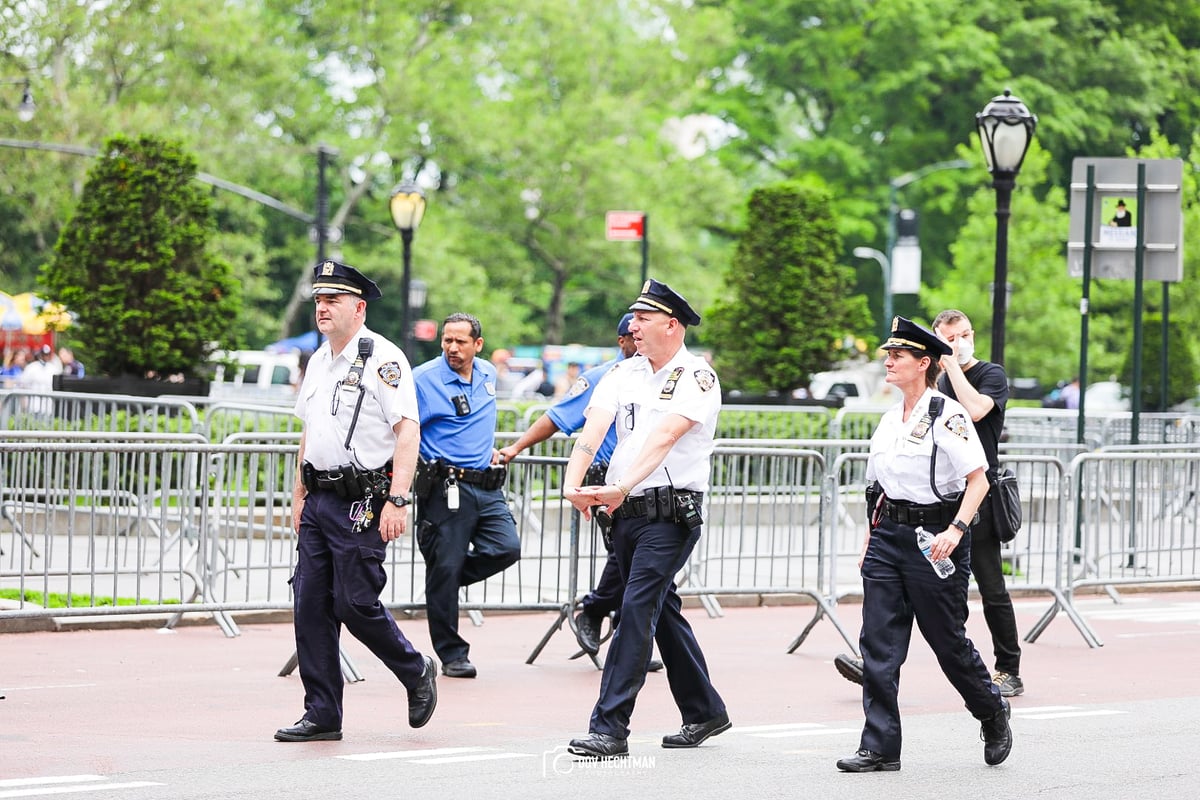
[708,182,872,393]
[1119,315,1198,411]
[0,589,179,608]
[39,135,241,377]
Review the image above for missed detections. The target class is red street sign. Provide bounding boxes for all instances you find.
[413,319,439,341]
[606,211,645,241]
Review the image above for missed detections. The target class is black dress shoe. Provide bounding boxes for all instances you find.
[647,658,664,672]
[834,654,864,686]
[574,610,603,655]
[567,732,629,759]
[408,656,438,728]
[274,719,342,742]
[441,658,477,679]
[981,698,1012,765]
[661,711,731,748]
[836,749,901,772]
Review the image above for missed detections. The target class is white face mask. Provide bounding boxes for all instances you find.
[955,337,974,366]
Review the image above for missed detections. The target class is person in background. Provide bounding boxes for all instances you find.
[490,347,520,399]
[1059,376,1080,411]
[836,316,1010,773]
[58,347,85,378]
[0,347,29,383]
[554,362,583,399]
[413,313,522,679]
[498,314,660,669]
[277,259,437,743]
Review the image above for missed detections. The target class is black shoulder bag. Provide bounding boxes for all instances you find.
[988,467,1022,543]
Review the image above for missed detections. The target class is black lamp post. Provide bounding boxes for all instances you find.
[975,89,1037,366]
[388,182,427,362]
[2,78,35,122]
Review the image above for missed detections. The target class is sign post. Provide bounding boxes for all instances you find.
[606,210,649,284]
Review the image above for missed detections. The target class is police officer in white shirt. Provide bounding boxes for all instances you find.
[836,316,1011,773]
[276,260,436,743]
[560,279,729,760]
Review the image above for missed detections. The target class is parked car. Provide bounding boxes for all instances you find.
[208,350,301,405]
[1084,381,1130,412]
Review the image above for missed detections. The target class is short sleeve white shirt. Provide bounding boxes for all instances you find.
[867,388,986,504]
[294,325,417,471]
[587,347,721,493]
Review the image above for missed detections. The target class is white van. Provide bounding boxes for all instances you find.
[208,350,301,405]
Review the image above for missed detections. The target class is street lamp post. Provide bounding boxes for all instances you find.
[975,89,1037,366]
[1,78,35,122]
[388,182,427,362]
[853,247,892,335]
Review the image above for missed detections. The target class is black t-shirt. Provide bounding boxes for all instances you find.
[938,360,1008,471]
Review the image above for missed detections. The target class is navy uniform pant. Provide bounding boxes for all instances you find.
[581,545,624,618]
[971,494,1022,675]
[858,516,1005,759]
[416,482,521,663]
[589,514,725,739]
[293,490,426,729]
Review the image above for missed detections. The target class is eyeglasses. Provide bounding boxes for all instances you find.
[624,403,636,430]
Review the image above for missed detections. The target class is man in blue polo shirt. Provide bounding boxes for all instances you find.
[413,312,522,679]
[499,314,641,657]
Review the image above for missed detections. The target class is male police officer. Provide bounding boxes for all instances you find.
[499,314,641,657]
[276,260,436,742]
[413,313,522,679]
[561,280,729,759]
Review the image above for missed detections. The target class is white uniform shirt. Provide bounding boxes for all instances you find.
[588,347,720,493]
[294,325,418,471]
[866,388,986,504]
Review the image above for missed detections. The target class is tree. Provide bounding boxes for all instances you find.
[708,182,872,394]
[39,134,241,378]
[1120,315,1198,411]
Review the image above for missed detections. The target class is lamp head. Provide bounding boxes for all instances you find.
[17,80,34,122]
[975,89,1037,176]
[389,182,427,233]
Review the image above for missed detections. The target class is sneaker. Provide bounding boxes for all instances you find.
[834,654,864,686]
[992,671,1024,697]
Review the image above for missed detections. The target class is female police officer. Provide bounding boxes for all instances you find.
[836,316,1012,772]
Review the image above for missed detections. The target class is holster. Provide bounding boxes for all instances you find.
[413,458,440,502]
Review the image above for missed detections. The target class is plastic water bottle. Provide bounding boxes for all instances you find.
[916,526,956,579]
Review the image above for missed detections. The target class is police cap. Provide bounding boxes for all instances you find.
[881,316,952,358]
[617,313,634,336]
[628,279,701,327]
[311,260,382,301]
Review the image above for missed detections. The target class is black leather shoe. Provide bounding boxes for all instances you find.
[274,719,342,742]
[834,654,864,685]
[981,698,1012,765]
[567,732,629,759]
[574,610,603,655]
[837,748,901,772]
[441,658,477,679]
[408,656,438,728]
[647,658,664,672]
[661,711,731,748]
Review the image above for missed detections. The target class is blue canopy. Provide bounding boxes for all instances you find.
[266,330,320,354]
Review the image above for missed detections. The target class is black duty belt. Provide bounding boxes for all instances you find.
[881,498,959,527]
[437,463,508,491]
[612,489,704,521]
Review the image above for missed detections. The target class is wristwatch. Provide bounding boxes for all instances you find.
[950,519,970,534]
[387,495,411,508]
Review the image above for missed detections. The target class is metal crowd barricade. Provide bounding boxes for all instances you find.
[715,404,833,439]
[692,444,859,653]
[1025,449,1200,647]
[0,389,201,434]
[199,401,302,442]
[0,435,219,627]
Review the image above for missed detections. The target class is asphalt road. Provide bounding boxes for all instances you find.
[2,591,1198,799]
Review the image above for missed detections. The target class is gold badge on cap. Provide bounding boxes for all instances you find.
[642,279,652,293]
[321,261,335,276]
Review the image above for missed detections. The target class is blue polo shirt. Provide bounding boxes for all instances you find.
[413,355,498,469]
[545,357,625,465]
